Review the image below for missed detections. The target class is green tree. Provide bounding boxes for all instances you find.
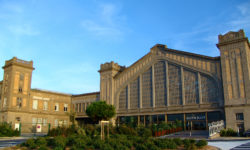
[86,101,116,122]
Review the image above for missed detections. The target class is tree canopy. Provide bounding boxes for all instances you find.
[86,101,116,122]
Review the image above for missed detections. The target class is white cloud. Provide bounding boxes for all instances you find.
[80,2,126,40]
[8,24,39,36]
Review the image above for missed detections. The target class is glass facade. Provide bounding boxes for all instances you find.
[142,68,153,108]
[201,74,218,103]
[119,86,128,109]
[154,61,167,107]
[168,64,182,105]
[130,77,140,109]
[184,69,198,104]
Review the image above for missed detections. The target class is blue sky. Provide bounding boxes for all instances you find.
[0,0,249,94]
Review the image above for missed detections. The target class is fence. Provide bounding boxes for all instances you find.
[208,120,224,137]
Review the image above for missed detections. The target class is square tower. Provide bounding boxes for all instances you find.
[0,57,34,123]
[217,29,250,132]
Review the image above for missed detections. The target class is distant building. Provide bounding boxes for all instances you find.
[0,29,249,133]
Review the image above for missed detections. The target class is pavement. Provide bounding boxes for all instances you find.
[0,137,29,149]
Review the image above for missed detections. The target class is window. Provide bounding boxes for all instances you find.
[32,118,37,125]
[43,101,48,110]
[54,119,58,126]
[33,100,38,110]
[236,113,244,120]
[16,117,21,121]
[3,97,7,107]
[55,103,59,111]
[79,103,81,112]
[37,118,42,124]
[43,118,47,126]
[20,74,24,81]
[16,97,22,108]
[64,104,68,112]
[63,120,67,126]
[18,87,22,93]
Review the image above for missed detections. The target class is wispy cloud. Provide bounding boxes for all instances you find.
[229,1,250,30]
[80,2,127,40]
[8,24,39,36]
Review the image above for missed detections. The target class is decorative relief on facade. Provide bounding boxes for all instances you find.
[184,69,198,104]
[168,64,182,105]
[154,61,167,107]
[130,77,139,109]
[201,74,218,103]
[142,67,153,108]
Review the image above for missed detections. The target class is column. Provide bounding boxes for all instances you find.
[139,75,143,109]
[181,67,185,105]
[205,112,208,130]
[184,113,186,131]
[165,61,169,106]
[198,73,202,104]
[152,65,155,108]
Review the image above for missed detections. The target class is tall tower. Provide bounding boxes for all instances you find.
[217,29,250,131]
[99,61,124,106]
[0,57,34,123]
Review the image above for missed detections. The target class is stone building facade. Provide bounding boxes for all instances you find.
[0,29,249,133]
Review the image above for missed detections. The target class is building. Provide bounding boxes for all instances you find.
[0,29,249,133]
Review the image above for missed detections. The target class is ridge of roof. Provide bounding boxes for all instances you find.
[72,91,100,97]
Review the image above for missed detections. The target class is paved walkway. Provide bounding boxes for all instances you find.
[231,141,250,150]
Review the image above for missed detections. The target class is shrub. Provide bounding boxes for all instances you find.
[0,122,20,137]
[135,144,148,150]
[136,126,152,138]
[54,136,67,149]
[38,145,48,150]
[36,137,47,146]
[101,144,114,150]
[117,125,137,136]
[196,139,208,148]
[186,143,197,150]
[25,138,37,149]
[220,128,237,137]
[183,139,191,149]
[173,138,182,146]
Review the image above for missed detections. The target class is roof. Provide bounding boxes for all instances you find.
[72,91,100,97]
[31,88,72,96]
[114,45,220,79]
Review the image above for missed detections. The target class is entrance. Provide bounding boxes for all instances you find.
[186,113,206,130]
[186,121,206,130]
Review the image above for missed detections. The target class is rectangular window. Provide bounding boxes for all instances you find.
[63,120,67,126]
[55,119,58,126]
[3,97,7,107]
[33,100,38,110]
[37,118,42,124]
[18,87,23,93]
[64,104,68,112]
[236,113,244,120]
[16,97,22,108]
[43,118,47,126]
[79,104,81,112]
[55,103,59,111]
[19,74,24,81]
[32,118,37,125]
[83,103,85,112]
[43,101,48,110]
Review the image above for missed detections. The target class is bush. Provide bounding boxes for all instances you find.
[173,138,182,146]
[53,136,67,149]
[220,128,237,137]
[25,138,37,149]
[0,122,19,137]
[117,125,137,136]
[186,143,197,150]
[36,137,47,146]
[38,145,48,150]
[136,126,152,138]
[196,139,208,148]
[135,144,148,150]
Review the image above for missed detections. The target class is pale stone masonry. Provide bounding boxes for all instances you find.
[0,29,249,133]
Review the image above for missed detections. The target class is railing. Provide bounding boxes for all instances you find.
[208,120,224,137]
